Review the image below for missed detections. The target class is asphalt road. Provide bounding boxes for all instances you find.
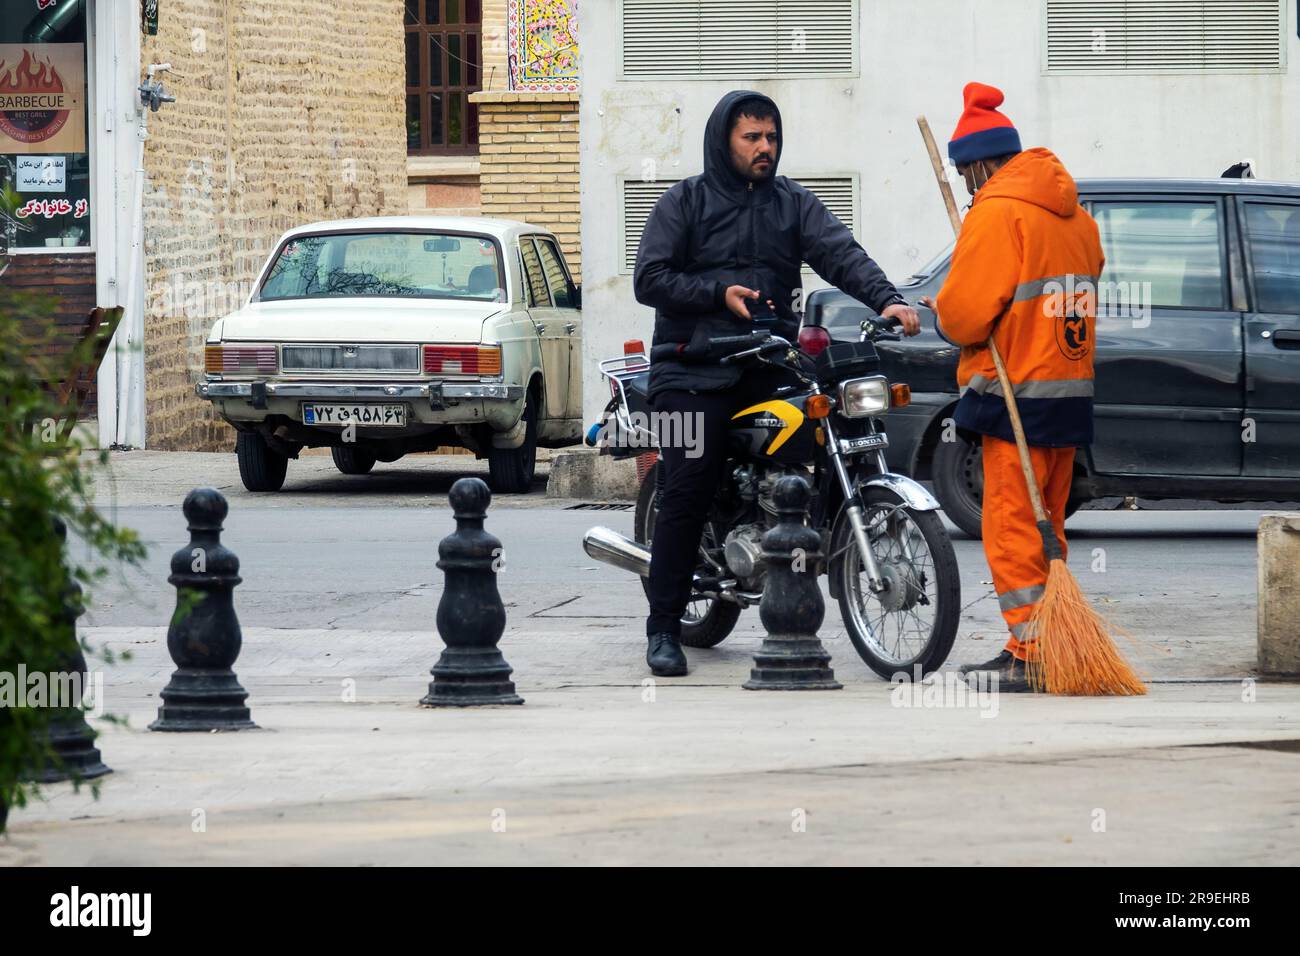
[74,451,1267,679]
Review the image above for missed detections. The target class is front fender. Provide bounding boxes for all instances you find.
[860,473,941,511]
[827,473,941,601]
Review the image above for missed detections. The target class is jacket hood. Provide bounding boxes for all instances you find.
[702,90,783,194]
[973,147,1078,218]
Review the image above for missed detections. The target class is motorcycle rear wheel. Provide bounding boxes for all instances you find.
[829,486,960,680]
[634,461,741,649]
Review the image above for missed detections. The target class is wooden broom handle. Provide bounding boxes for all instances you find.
[918,116,964,235]
[916,115,1050,525]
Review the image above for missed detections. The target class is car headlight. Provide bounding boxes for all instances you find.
[838,375,890,418]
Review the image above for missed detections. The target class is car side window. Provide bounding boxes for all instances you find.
[519,238,552,308]
[1244,202,1300,315]
[534,237,574,309]
[1092,201,1226,310]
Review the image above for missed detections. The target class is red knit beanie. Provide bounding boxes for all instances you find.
[948,82,1022,166]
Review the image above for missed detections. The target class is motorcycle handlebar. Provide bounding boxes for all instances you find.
[651,332,791,366]
[719,336,791,366]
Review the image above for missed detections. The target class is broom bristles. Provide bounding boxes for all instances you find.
[1024,560,1147,696]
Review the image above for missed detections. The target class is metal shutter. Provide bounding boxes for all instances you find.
[622,0,856,79]
[622,176,858,274]
[1045,0,1284,73]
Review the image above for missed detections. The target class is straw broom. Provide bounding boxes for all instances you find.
[916,116,1145,696]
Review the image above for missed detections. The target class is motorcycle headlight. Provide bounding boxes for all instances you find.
[838,375,891,418]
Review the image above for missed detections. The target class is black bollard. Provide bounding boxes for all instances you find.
[744,475,842,691]
[421,477,523,706]
[150,488,256,731]
[27,518,111,783]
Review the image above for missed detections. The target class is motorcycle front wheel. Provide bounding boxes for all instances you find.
[829,486,960,680]
[634,461,741,649]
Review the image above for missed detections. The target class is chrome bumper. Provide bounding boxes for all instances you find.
[196,381,524,402]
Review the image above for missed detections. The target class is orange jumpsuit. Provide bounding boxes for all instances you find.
[936,148,1106,662]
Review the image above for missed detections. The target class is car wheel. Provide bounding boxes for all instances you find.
[331,445,377,475]
[236,431,288,492]
[931,434,984,539]
[487,387,538,494]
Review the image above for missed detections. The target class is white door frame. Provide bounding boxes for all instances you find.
[93,0,145,449]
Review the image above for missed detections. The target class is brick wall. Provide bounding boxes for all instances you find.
[140,0,408,450]
[471,91,580,280]
[1,253,98,416]
[482,0,509,92]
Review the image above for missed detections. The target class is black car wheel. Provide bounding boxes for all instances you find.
[331,445,377,475]
[932,433,1087,539]
[932,434,985,538]
[487,387,538,494]
[236,431,288,492]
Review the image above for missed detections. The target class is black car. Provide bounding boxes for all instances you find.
[806,178,1300,538]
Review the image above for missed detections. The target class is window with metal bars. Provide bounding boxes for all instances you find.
[405,0,483,155]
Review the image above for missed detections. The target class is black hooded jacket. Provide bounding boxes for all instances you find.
[633,90,904,397]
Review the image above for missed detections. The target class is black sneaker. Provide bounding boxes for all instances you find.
[646,632,688,677]
[961,650,1035,693]
[959,650,1014,676]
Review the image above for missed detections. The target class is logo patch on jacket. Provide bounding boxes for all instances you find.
[1045,277,1095,361]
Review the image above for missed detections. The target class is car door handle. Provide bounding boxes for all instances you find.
[533,323,546,336]
[564,323,577,334]
[1271,330,1300,350]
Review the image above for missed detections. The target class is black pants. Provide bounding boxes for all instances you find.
[645,369,794,637]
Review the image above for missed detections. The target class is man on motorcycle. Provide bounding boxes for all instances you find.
[632,89,920,677]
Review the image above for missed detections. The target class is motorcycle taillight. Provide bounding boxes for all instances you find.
[798,325,831,357]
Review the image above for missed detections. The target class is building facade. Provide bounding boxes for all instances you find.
[407,0,581,283]
[579,0,1300,425]
[0,0,408,450]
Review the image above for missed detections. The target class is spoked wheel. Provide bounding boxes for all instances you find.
[633,460,741,648]
[830,486,960,679]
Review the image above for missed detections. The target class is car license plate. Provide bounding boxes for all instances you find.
[301,403,407,427]
[841,433,889,454]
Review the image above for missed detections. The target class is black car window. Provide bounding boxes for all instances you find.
[1092,202,1226,310]
[519,237,552,308]
[1244,202,1300,315]
[534,237,574,308]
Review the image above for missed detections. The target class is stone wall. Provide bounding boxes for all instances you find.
[141,0,408,450]
[471,91,580,280]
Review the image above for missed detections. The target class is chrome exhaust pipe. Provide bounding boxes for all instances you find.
[583,526,651,577]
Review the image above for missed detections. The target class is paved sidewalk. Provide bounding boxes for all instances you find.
[3,625,1298,865]
[3,449,1287,864]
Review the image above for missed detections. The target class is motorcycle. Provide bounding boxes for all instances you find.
[582,314,960,679]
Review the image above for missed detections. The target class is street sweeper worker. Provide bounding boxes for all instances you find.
[920,82,1105,692]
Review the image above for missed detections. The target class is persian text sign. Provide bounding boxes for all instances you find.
[15,154,65,191]
[0,44,86,153]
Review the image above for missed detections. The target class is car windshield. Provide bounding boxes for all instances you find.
[907,241,954,282]
[258,231,505,301]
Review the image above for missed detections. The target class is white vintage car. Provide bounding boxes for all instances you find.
[197,216,584,493]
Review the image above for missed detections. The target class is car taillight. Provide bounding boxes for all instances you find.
[205,345,278,373]
[423,345,502,375]
[798,326,831,357]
